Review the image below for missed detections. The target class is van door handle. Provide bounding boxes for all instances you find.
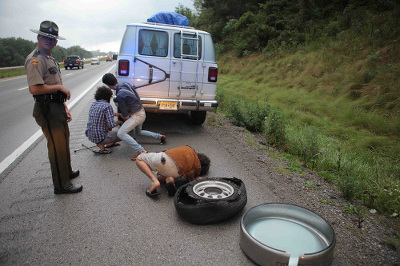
[149,67,153,84]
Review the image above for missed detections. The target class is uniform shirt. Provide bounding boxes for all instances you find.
[85,100,116,144]
[164,146,201,181]
[115,83,143,117]
[25,46,62,87]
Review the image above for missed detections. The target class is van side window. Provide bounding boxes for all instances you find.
[139,30,168,57]
[174,33,202,60]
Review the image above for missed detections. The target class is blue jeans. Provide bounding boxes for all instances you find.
[117,108,160,154]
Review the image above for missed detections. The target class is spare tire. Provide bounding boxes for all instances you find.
[174,177,247,225]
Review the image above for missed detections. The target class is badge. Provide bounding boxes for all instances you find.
[48,66,58,74]
[32,58,39,66]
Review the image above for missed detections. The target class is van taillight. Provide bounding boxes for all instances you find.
[118,60,130,76]
[208,67,218,82]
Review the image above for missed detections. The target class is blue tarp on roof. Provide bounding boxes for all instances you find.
[147,12,189,26]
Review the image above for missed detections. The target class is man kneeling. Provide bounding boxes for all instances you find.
[85,86,122,153]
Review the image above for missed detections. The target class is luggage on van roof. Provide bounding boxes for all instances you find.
[147,12,189,26]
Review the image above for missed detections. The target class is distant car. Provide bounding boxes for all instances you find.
[91,58,100,65]
[63,55,84,70]
[106,57,113,62]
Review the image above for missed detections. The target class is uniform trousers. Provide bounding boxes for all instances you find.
[33,101,72,189]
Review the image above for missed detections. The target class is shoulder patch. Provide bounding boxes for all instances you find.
[31,58,39,66]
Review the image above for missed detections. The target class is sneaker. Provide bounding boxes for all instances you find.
[160,135,166,144]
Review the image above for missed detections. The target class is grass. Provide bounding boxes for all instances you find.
[0,68,26,79]
[216,34,400,216]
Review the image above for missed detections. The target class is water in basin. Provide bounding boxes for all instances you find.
[246,218,328,265]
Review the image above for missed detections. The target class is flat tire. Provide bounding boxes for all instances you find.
[174,177,247,224]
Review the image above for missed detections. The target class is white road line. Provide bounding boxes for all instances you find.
[18,87,28,91]
[0,65,115,175]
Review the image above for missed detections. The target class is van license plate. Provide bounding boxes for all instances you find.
[160,101,178,110]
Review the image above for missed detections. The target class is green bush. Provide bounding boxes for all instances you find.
[285,126,320,169]
[225,97,270,132]
[338,174,356,201]
[263,109,286,146]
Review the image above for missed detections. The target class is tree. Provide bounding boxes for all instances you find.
[0,37,35,67]
[175,4,198,26]
[193,0,398,56]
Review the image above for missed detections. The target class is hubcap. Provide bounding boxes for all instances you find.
[192,180,234,199]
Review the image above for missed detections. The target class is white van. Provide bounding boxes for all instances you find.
[115,22,218,124]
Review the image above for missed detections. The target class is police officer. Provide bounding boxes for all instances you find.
[25,20,82,194]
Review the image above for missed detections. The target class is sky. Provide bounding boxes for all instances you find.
[0,0,195,53]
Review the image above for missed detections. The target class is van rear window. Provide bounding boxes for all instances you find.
[138,30,168,57]
[174,33,202,60]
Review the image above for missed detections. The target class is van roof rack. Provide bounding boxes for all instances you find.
[142,22,195,30]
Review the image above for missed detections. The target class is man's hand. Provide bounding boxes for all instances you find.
[60,85,71,100]
[115,113,126,121]
[65,104,72,122]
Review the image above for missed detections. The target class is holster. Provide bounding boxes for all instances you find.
[33,92,67,115]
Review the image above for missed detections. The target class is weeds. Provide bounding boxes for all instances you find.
[304,181,318,190]
[319,199,332,205]
[344,203,367,228]
[287,161,303,174]
[263,109,286,146]
[220,95,270,133]
[286,126,320,169]
[338,174,356,201]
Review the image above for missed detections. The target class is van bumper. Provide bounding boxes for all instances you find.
[140,98,218,113]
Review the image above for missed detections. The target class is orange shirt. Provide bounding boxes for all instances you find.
[164,146,201,181]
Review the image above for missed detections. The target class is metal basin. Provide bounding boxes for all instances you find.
[240,203,335,266]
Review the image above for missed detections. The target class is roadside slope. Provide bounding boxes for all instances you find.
[206,113,400,265]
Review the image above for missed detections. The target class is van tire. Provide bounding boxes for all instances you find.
[174,177,247,224]
[190,111,206,125]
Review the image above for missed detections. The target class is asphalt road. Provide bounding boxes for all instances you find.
[0,61,116,171]
[0,65,277,265]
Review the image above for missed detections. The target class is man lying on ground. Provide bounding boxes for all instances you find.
[136,145,210,197]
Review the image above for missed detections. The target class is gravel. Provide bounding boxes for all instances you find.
[205,113,400,265]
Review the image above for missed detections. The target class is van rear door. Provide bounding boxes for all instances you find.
[133,28,170,98]
[169,31,204,99]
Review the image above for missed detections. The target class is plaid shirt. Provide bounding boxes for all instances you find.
[85,100,116,144]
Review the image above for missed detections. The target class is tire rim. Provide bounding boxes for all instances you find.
[192,180,234,199]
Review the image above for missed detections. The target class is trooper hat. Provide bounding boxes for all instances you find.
[30,20,65,40]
